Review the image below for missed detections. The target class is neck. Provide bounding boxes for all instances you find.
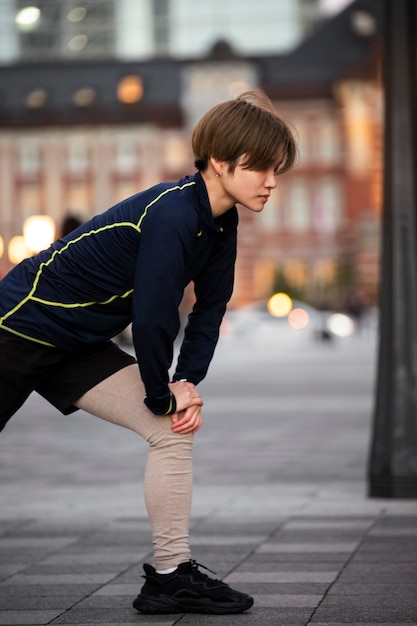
[200,169,234,218]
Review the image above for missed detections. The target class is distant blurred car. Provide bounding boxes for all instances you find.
[221,298,356,341]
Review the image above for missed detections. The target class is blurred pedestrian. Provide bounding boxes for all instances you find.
[60,213,83,237]
[0,90,297,615]
[345,289,370,335]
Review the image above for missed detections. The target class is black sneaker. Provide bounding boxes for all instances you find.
[132,560,254,614]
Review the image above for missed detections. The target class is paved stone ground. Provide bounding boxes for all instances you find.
[1,325,417,625]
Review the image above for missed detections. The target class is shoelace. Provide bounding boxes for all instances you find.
[189,559,219,579]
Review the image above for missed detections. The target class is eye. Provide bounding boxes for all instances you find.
[274,159,284,175]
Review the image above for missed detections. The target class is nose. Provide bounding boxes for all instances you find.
[265,168,277,189]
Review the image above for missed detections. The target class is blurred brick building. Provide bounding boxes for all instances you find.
[0,0,383,309]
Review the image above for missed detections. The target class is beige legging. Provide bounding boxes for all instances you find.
[75,364,193,570]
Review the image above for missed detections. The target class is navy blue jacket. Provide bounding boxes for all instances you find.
[0,172,238,414]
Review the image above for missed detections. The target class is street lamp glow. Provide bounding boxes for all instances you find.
[15,6,41,31]
[117,75,144,104]
[327,313,355,337]
[267,292,293,317]
[23,215,55,253]
[288,307,309,330]
[8,236,30,265]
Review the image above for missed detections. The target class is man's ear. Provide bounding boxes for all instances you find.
[209,157,226,177]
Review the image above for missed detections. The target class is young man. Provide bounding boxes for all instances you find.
[0,90,297,614]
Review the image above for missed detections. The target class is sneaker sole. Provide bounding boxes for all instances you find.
[133,593,254,615]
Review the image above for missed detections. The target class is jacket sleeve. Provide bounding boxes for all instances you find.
[131,205,196,415]
[173,223,237,384]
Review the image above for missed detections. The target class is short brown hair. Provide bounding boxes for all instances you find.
[192,89,297,175]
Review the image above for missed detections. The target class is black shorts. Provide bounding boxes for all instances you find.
[0,328,137,432]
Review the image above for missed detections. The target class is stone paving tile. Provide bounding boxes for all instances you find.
[100,563,148,585]
[335,562,417,583]
[0,610,63,624]
[283,519,375,530]
[370,527,417,536]
[271,531,367,543]
[0,521,101,537]
[91,583,138,596]
[71,531,147,546]
[0,564,29,578]
[50,608,175,623]
[225,571,338,583]
[351,551,417,562]
[177,608,313,625]
[0,584,101,598]
[238,557,349,570]
[309,623,417,626]
[189,535,265,545]
[311,595,417,622]
[252,594,321,607]
[225,582,330,595]
[257,541,360,553]
[242,552,349,564]
[2,573,118,585]
[0,596,81,610]
[13,563,131,575]
[358,537,417,553]
[55,544,150,556]
[0,519,33,532]
[40,551,144,565]
[327,582,417,596]
[74,596,135,609]
[0,538,79,549]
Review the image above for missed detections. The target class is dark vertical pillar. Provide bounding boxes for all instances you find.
[368,0,417,497]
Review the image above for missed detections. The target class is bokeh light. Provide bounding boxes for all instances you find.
[288,307,309,330]
[8,236,30,264]
[23,215,55,253]
[15,6,41,31]
[267,292,293,317]
[117,75,144,104]
[327,313,355,337]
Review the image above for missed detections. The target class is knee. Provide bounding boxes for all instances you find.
[147,424,194,451]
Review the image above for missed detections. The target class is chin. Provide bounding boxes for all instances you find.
[236,202,265,213]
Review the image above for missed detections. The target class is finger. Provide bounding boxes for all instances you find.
[171,411,199,433]
[172,412,202,434]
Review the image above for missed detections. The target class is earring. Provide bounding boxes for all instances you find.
[216,171,223,178]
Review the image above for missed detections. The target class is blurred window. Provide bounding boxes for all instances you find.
[316,116,341,165]
[313,176,344,233]
[65,182,91,215]
[114,181,139,205]
[67,135,90,173]
[19,183,42,214]
[288,178,311,231]
[152,0,170,53]
[18,138,41,175]
[114,135,137,173]
[17,0,115,60]
[292,117,310,165]
[259,188,280,230]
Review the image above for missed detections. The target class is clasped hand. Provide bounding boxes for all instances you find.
[168,380,203,434]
